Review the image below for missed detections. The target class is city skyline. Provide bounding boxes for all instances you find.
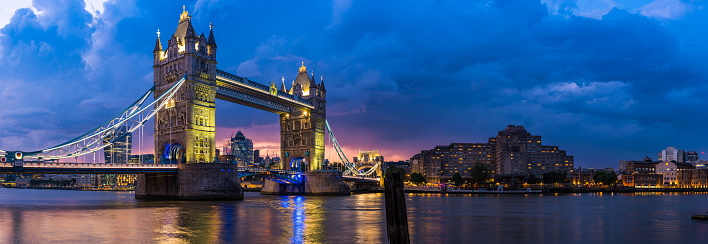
[3,0,708,168]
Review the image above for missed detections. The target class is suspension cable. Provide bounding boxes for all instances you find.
[3,75,187,161]
[325,120,380,177]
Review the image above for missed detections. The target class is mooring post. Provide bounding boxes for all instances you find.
[384,169,410,244]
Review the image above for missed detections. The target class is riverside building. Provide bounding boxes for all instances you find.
[410,125,574,183]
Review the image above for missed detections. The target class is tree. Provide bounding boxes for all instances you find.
[593,170,618,186]
[542,170,569,184]
[409,172,427,185]
[469,162,491,187]
[452,172,463,186]
[385,165,405,178]
[527,174,539,184]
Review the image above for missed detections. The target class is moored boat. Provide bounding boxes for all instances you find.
[691,212,708,220]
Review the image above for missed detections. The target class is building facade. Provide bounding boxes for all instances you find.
[128,154,155,164]
[659,146,685,163]
[409,125,574,183]
[103,126,132,164]
[570,168,595,185]
[621,161,662,188]
[494,125,573,177]
[686,151,699,162]
[655,161,694,186]
[230,131,253,166]
[678,169,708,188]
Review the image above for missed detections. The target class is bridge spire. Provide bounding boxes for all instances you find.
[154,29,163,52]
[280,76,288,93]
[179,5,191,23]
[207,22,217,48]
[299,61,307,73]
[309,70,318,90]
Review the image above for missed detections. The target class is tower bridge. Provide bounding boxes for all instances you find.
[0,7,379,200]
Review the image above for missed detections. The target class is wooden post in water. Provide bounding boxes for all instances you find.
[384,169,410,244]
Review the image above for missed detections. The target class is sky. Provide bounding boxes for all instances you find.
[1,0,708,168]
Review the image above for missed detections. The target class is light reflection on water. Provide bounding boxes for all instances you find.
[1,188,708,243]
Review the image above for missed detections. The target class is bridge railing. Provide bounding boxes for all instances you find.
[236,167,301,174]
[216,70,269,93]
[216,86,291,112]
[11,162,178,168]
[1,163,300,172]
[342,175,380,181]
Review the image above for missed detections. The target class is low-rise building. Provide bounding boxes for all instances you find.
[655,161,695,186]
[678,169,708,188]
[570,168,595,185]
[622,160,663,188]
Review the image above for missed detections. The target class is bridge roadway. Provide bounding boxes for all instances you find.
[341,175,381,182]
[0,162,301,175]
[0,162,380,183]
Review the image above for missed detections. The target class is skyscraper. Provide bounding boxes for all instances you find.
[253,149,260,166]
[230,131,253,166]
[103,126,132,164]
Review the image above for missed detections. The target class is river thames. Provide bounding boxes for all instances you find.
[0,188,707,243]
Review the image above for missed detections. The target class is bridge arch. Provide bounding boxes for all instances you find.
[290,157,306,172]
[162,142,185,164]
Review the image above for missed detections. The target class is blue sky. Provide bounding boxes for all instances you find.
[1,0,707,168]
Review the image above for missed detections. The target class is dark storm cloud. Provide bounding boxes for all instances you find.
[2,0,708,166]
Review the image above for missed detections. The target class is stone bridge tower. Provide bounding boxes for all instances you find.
[280,63,327,171]
[153,6,217,164]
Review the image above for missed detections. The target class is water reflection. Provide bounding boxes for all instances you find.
[291,196,305,243]
[1,189,707,243]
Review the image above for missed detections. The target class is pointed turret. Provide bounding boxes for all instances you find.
[319,75,326,99]
[207,23,217,59]
[154,32,163,52]
[280,76,288,93]
[309,71,318,90]
[185,22,197,40]
[153,29,164,64]
[207,23,217,48]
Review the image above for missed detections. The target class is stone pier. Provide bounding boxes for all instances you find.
[349,181,380,192]
[261,171,350,196]
[136,163,244,200]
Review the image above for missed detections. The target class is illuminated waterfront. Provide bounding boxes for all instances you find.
[0,189,707,243]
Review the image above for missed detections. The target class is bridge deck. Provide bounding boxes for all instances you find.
[0,163,303,175]
[0,162,178,174]
[342,175,380,183]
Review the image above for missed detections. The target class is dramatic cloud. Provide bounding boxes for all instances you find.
[3,0,708,167]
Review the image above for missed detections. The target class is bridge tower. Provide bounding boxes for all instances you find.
[153,6,217,164]
[280,63,327,171]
